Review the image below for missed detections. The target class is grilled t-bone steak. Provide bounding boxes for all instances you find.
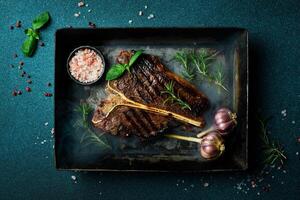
[92,51,209,138]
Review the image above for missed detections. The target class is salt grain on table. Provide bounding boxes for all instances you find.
[45,122,48,126]
[147,14,154,19]
[78,1,85,7]
[71,175,76,180]
[203,182,209,187]
[128,20,133,24]
[138,11,143,16]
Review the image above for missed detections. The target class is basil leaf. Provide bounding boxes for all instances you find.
[32,11,50,30]
[25,28,40,40]
[128,50,143,67]
[21,36,38,57]
[105,64,126,80]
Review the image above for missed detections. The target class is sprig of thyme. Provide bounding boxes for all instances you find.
[190,49,228,92]
[161,81,191,110]
[257,116,286,166]
[174,52,195,81]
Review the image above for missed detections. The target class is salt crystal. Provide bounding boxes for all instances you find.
[292,120,295,124]
[190,184,194,188]
[147,14,154,19]
[283,170,287,173]
[71,175,77,180]
[296,152,299,155]
[144,5,148,9]
[203,182,209,187]
[257,192,260,196]
[184,188,187,191]
[88,9,92,13]
[44,122,48,126]
[74,13,80,17]
[138,11,143,16]
[78,1,85,7]
[128,20,133,24]
[85,4,89,7]
[51,128,55,134]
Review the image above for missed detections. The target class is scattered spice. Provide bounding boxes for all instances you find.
[12,90,17,96]
[78,1,85,7]
[19,61,24,66]
[27,75,31,78]
[297,137,300,143]
[9,25,14,30]
[10,64,14,68]
[15,20,21,28]
[39,41,45,47]
[17,90,22,95]
[147,14,155,19]
[13,54,18,58]
[74,12,80,17]
[88,22,96,28]
[44,92,53,97]
[25,87,31,92]
[47,82,51,87]
[27,79,32,84]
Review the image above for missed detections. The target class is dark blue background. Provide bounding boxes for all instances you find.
[0,0,299,199]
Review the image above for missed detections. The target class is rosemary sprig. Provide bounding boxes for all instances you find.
[174,51,195,81]
[190,49,228,92]
[161,81,191,110]
[257,116,286,166]
[74,102,111,150]
[74,102,93,127]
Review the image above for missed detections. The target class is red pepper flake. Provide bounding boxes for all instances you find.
[12,90,17,96]
[25,87,31,92]
[15,20,21,28]
[9,25,14,30]
[27,79,32,84]
[17,90,22,95]
[44,92,53,97]
[88,22,96,28]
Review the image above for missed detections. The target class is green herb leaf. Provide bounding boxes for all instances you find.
[21,36,38,57]
[129,50,143,67]
[105,64,126,80]
[32,11,50,30]
[161,81,191,110]
[25,28,40,40]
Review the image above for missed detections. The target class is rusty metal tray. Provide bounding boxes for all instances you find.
[55,28,248,172]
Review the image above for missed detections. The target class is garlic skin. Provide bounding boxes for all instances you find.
[214,107,237,135]
[200,131,225,159]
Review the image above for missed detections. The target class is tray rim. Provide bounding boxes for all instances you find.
[54,27,249,172]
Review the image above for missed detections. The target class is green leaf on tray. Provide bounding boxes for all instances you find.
[105,64,127,80]
[32,11,50,30]
[25,28,40,39]
[105,50,143,81]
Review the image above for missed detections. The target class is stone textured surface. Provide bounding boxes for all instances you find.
[0,0,299,199]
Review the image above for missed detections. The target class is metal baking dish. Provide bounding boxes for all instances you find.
[55,28,248,172]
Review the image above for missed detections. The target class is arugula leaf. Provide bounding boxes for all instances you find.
[32,11,50,30]
[105,64,126,80]
[129,50,143,67]
[21,36,38,57]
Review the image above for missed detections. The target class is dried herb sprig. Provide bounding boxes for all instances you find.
[174,52,195,81]
[190,49,228,92]
[74,102,111,150]
[75,102,93,127]
[258,116,286,166]
[162,81,191,110]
